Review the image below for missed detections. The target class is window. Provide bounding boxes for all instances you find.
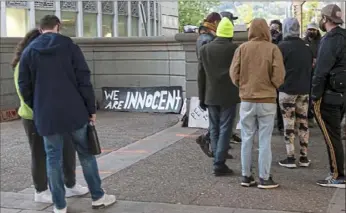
[102,14,113,37]
[131,17,139,36]
[83,13,97,37]
[61,11,77,37]
[6,8,28,37]
[35,10,55,28]
[118,16,127,36]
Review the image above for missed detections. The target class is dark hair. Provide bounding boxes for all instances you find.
[270,19,282,31]
[204,12,222,23]
[40,15,61,30]
[11,29,41,69]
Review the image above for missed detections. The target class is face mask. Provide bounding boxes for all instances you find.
[307,31,317,38]
[319,18,327,32]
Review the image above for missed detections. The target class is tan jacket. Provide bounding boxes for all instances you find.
[230,18,285,103]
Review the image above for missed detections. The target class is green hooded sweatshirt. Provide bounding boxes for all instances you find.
[14,64,33,120]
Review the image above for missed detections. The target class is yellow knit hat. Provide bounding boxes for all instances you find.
[216,17,234,38]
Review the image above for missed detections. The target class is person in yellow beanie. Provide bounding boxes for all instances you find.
[198,17,240,176]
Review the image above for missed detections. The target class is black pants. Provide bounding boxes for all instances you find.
[313,100,345,179]
[22,119,76,192]
[276,90,284,130]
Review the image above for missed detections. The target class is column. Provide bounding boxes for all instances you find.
[55,1,61,19]
[97,1,102,37]
[28,1,35,29]
[147,0,151,36]
[158,3,162,36]
[138,1,142,36]
[77,1,83,37]
[127,1,131,36]
[153,0,157,36]
[0,1,6,36]
[113,1,118,37]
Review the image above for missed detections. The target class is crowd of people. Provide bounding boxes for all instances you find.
[8,4,346,213]
[197,4,346,189]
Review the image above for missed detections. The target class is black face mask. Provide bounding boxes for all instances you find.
[319,18,327,32]
[307,31,317,39]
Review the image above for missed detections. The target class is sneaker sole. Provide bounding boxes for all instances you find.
[299,162,311,167]
[278,162,297,168]
[241,181,257,187]
[317,183,346,189]
[65,191,89,198]
[92,200,117,209]
[257,184,279,189]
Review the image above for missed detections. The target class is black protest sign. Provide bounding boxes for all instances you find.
[102,86,183,114]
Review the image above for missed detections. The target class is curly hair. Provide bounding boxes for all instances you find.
[11,28,41,69]
[270,19,282,31]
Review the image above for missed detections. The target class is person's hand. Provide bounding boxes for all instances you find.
[89,114,96,124]
[199,102,207,111]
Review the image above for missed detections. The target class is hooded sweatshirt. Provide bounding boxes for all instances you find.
[229,18,285,103]
[278,18,313,95]
[18,33,95,136]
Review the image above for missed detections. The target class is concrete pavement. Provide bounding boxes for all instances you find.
[0,112,179,192]
[0,114,345,213]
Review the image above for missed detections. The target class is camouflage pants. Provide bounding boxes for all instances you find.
[279,92,309,158]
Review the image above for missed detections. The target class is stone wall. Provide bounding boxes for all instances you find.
[0,32,248,111]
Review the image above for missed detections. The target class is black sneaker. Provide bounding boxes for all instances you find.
[196,135,213,157]
[317,177,346,188]
[258,177,279,189]
[213,165,233,177]
[241,176,257,187]
[211,153,233,159]
[298,156,311,167]
[278,157,297,168]
[230,134,242,144]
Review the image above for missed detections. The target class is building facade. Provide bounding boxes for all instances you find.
[0,1,179,37]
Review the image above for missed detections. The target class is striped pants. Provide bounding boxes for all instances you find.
[313,99,345,179]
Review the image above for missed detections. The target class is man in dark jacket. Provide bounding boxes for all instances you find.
[304,22,322,127]
[277,18,313,169]
[311,4,346,188]
[270,19,284,134]
[18,15,116,212]
[198,17,240,176]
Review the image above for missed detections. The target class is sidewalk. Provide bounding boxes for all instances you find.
[1,116,345,213]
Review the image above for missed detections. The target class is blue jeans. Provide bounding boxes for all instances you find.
[43,123,104,209]
[208,105,237,169]
[240,102,276,180]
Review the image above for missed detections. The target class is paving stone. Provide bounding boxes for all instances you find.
[327,189,346,213]
[0,208,21,213]
[0,192,51,211]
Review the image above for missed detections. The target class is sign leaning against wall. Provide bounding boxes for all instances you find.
[102,86,183,114]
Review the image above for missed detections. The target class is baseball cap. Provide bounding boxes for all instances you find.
[307,22,319,30]
[321,4,344,24]
[220,11,238,21]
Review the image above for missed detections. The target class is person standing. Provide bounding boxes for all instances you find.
[12,29,89,204]
[311,4,346,188]
[198,17,240,176]
[194,12,222,157]
[270,20,284,134]
[18,15,116,212]
[304,23,322,127]
[277,18,313,168]
[230,18,285,189]
[220,11,242,145]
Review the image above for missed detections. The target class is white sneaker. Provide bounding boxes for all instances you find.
[53,206,67,213]
[91,194,117,209]
[65,183,89,198]
[34,190,53,204]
